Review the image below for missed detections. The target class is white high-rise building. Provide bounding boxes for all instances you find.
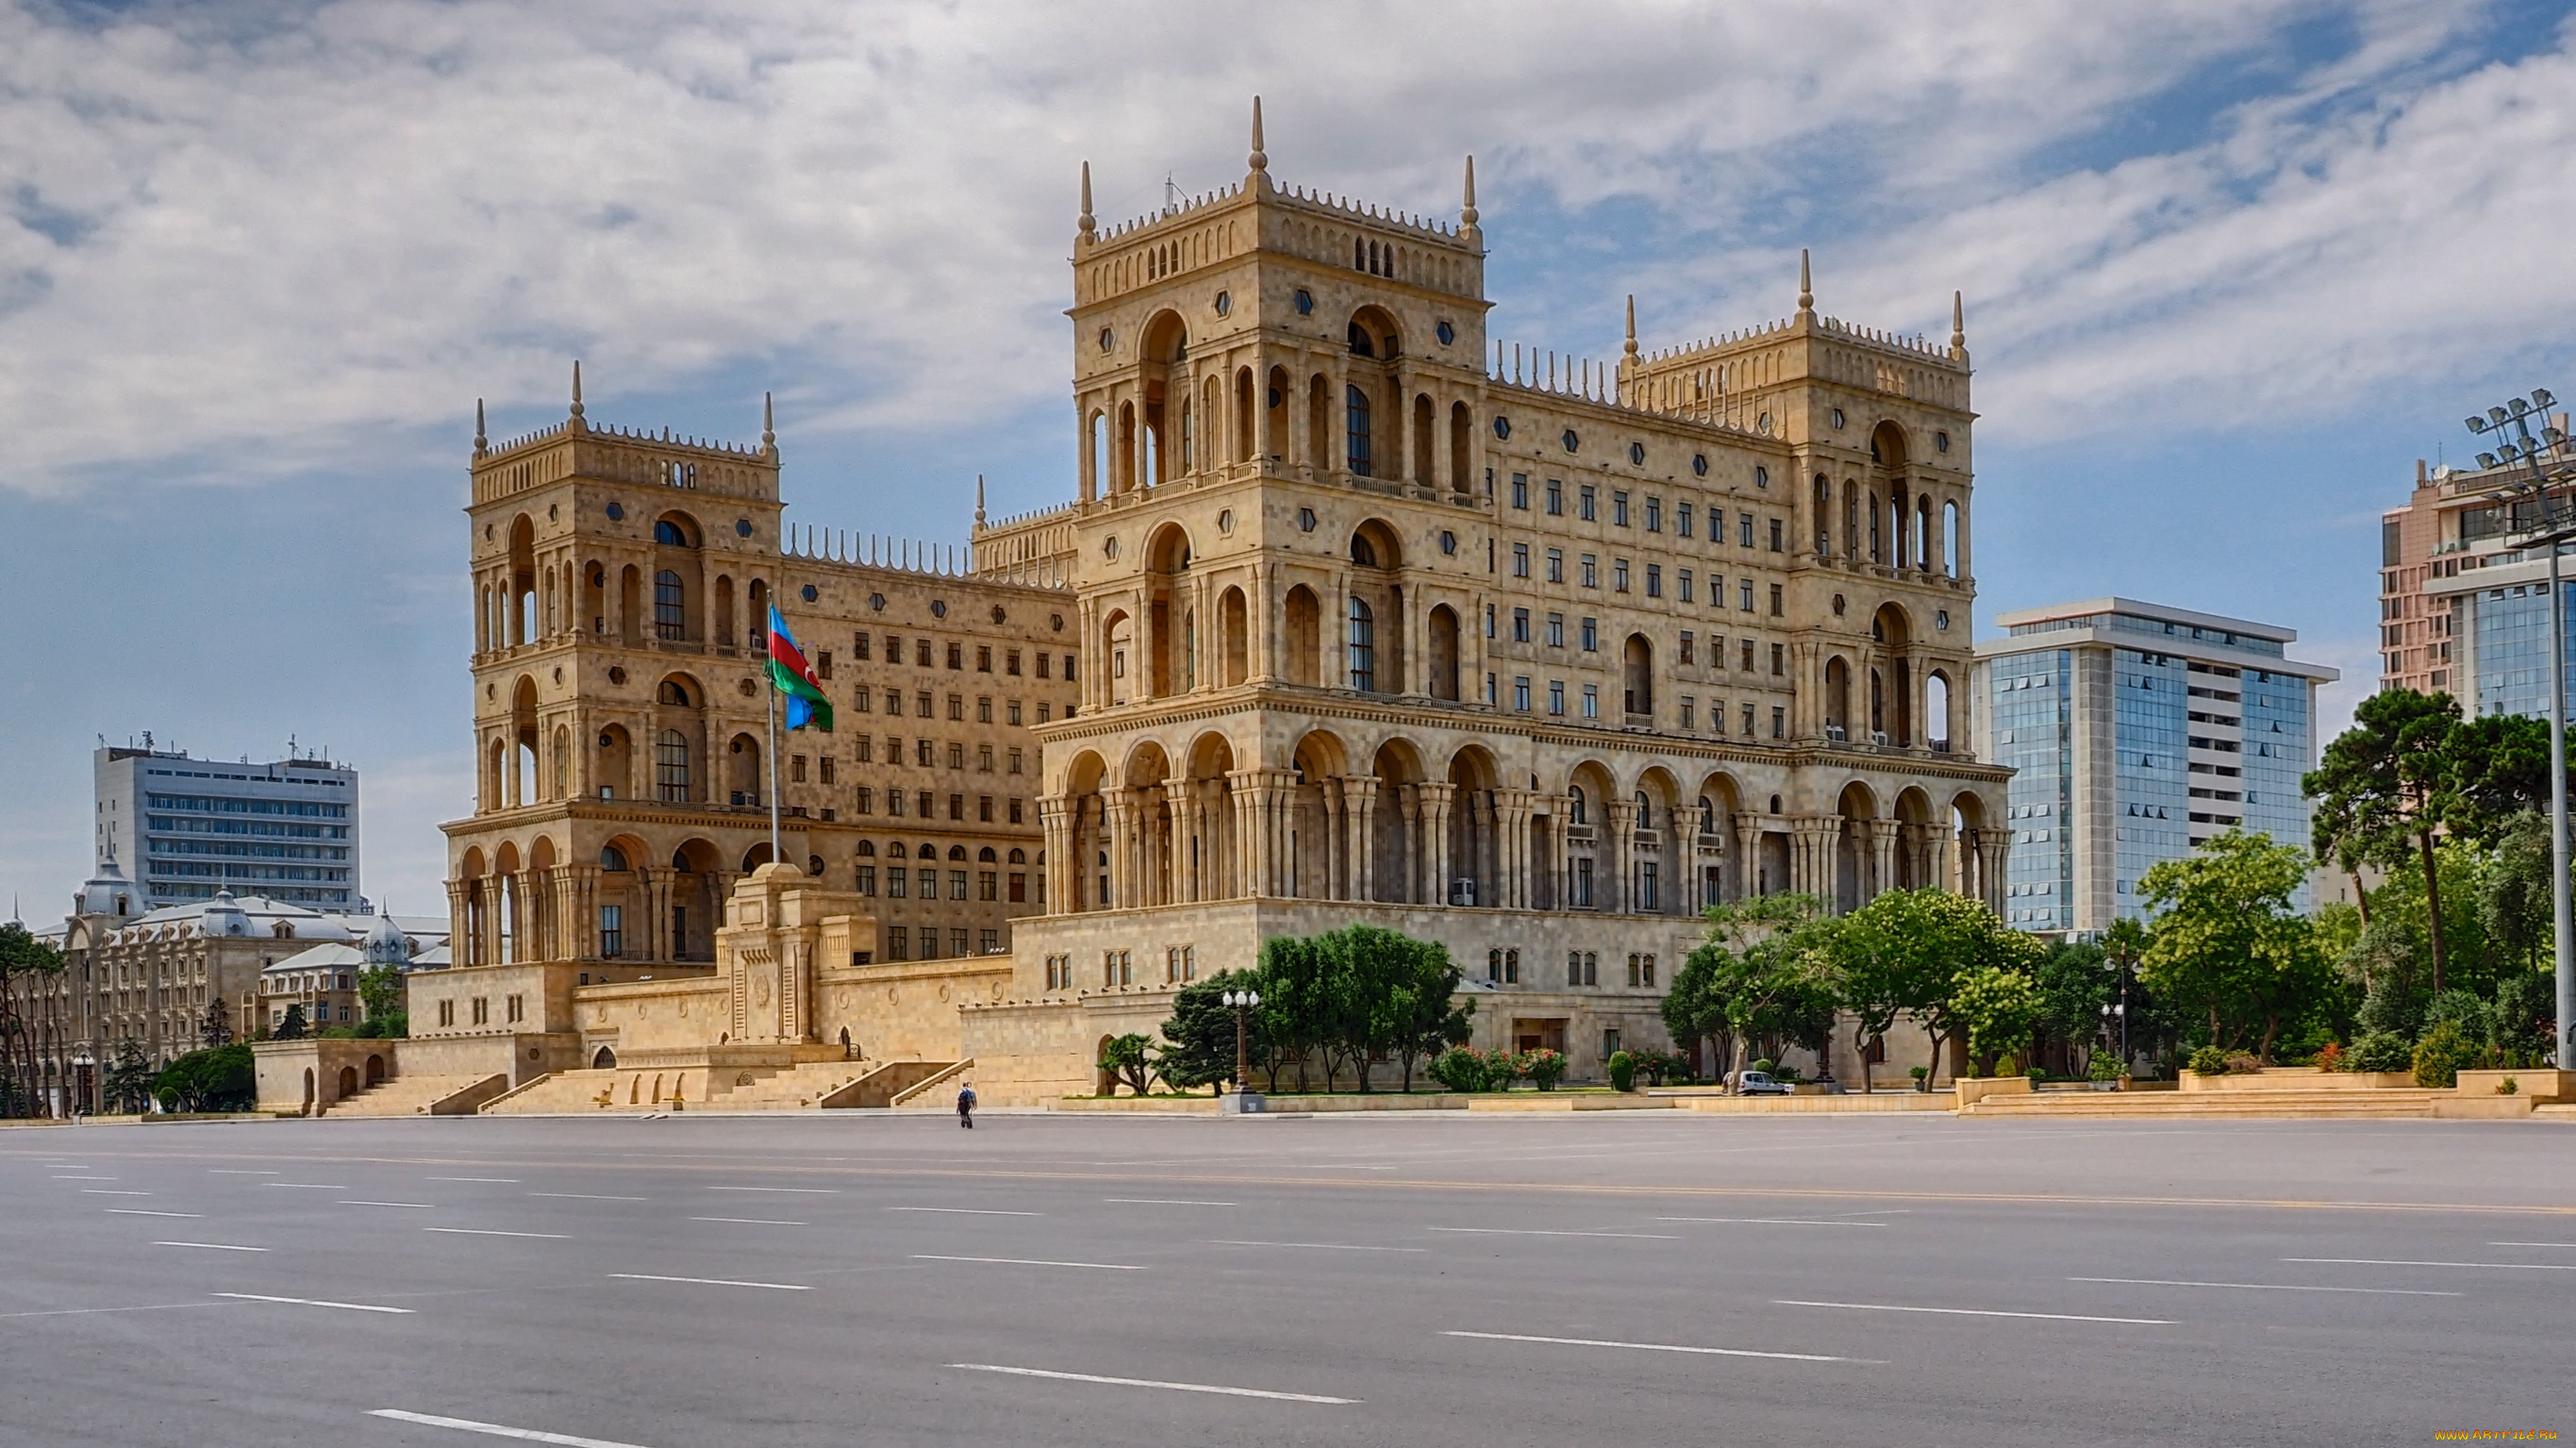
[1970,599,2337,937]
[93,744,361,911]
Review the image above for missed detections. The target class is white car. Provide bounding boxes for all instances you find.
[1736,1070,1791,1096]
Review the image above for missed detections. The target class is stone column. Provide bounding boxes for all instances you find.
[445,878,472,967]
[570,865,601,959]
[1979,829,2009,913]
[1733,814,1762,899]
[1344,777,1380,904]
[1497,789,1534,909]
[636,867,668,962]
[1930,825,1956,896]
[1226,770,1262,898]
[1104,793,1135,911]
[1420,782,1456,907]
[1603,798,1634,915]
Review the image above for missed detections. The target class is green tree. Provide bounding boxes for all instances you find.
[1954,964,2043,1075]
[1826,889,2030,1090]
[0,922,66,1115]
[1665,895,1823,1084]
[2479,810,2555,973]
[153,1043,256,1113]
[1155,973,1254,1094]
[1255,934,1329,1092]
[356,965,407,1038]
[2447,712,2555,840]
[1096,1033,1155,1096]
[274,1003,309,1040]
[2137,831,2334,1061]
[2032,939,2112,1074]
[102,1038,157,1114]
[197,995,234,1049]
[2306,690,2463,991]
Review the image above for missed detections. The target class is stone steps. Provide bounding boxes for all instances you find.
[1967,1089,2450,1119]
[325,1074,507,1117]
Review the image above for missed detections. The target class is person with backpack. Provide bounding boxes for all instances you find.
[956,1081,976,1128]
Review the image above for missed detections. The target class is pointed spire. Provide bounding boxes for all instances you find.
[1623,294,1638,358]
[1248,95,1268,180]
[761,391,776,456]
[474,398,487,454]
[568,359,587,430]
[1948,290,1968,362]
[1796,250,1814,322]
[1078,160,1096,243]
[1460,155,1479,236]
[975,474,988,527]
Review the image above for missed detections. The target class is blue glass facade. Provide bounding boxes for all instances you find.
[2238,665,2313,902]
[2468,581,2576,722]
[2112,647,2188,919]
[1993,648,2071,931]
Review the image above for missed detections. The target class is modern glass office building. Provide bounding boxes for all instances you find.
[1971,600,2336,936]
[92,745,361,910]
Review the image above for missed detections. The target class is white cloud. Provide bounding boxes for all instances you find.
[1,0,2447,495]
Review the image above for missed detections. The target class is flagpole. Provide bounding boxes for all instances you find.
[767,670,780,870]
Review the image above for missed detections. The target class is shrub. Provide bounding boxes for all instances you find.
[2312,1040,2346,1074]
[2187,1045,2230,1075]
[2223,1052,2263,1074]
[1748,1057,1775,1076]
[2347,1031,2415,1074]
[2498,1075,2519,1096]
[2412,1020,2484,1089]
[1908,1065,1929,1081]
[1521,1049,1568,1090]
[2025,1067,2046,1082]
[1606,1050,1636,1092]
[1428,1046,1487,1093]
[2087,1050,2124,1083]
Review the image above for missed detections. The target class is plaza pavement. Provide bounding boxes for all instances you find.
[3,1111,2568,1446]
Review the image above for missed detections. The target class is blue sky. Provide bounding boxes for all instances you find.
[5,0,2574,921]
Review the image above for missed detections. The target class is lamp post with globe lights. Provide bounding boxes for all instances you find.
[2465,388,2574,1064]
[1221,988,1263,1114]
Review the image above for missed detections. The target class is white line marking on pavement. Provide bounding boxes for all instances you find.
[2069,1276,2460,1296]
[153,1241,268,1253]
[885,1207,1041,1216]
[607,1273,808,1290]
[1655,1216,1885,1226]
[52,1174,116,1180]
[1427,1226,1681,1240]
[107,1208,200,1218]
[1443,1329,1866,1363]
[212,1291,411,1315]
[2490,1241,2576,1249]
[207,1170,278,1174]
[2285,1257,2576,1272]
[947,1363,1354,1404]
[690,1217,804,1226]
[1776,1300,2170,1324]
[706,1186,839,1194]
[369,1408,653,1447]
[1106,1198,1237,1207]
[341,1201,436,1208]
[0,1302,231,1321]
[265,1183,348,1190]
[913,1255,1144,1271]
[82,1190,152,1196]
[428,1177,521,1184]
[424,1227,568,1240]
[528,1192,643,1202]
[1209,1240,1426,1253]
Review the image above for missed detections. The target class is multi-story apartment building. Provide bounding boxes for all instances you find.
[414,110,2012,1099]
[2379,439,2575,720]
[1971,598,2335,936]
[93,744,360,910]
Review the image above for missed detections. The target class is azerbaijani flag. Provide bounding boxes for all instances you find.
[766,605,834,732]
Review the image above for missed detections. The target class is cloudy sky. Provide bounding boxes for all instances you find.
[5,0,2574,921]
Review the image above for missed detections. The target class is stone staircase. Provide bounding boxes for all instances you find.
[696,1058,877,1110]
[1962,1087,2452,1120]
[478,1069,640,1114]
[324,1073,509,1117]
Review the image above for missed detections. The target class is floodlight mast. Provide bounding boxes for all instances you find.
[2465,388,2574,1064]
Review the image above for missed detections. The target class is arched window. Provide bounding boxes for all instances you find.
[655,729,691,801]
[1635,791,1653,829]
[654,520,689,547]
[1569,785,1588,824]
[1345,385,1372,476]
[657,679,690,707]
[599,844,628,872]
[653,570,686,639]
[1698,795,1715,834]
[1351,533,1377,568]
[1347,320,1374,357]
[1346,595,1375,691]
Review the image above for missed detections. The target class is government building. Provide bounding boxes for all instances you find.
[337,108,2010,1113]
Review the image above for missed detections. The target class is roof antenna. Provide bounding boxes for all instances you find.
[1165,174,1179,214]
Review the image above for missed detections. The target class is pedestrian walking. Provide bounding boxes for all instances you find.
[956,1081,976,1128]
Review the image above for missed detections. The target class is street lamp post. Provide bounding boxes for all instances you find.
[2466,389,2574,1066]
[1221,989,1263,1115]
[71,1048,93,1122]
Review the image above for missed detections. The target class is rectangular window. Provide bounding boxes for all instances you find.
[885,689,902,714]
[978,744,995,773]
[948,791,965,820]
[852,689,871,714]
[917,640,933,667]
[790,755,807,783]
[887,866,906,898]
[1006,648,1022,675]
[1580,484,1598,521]
[1511,474,1529,509]
[1613,491,1630,526]
[886,634,902,662]
[471,996,488,1025]
[1645,563,1661,598]
[947,694,965,722]
[598,905,622,958]
[1614,558,1630,592]
[1679,630,1694,664]
[919,866,938,897]
[1037,653,1051,680]
[1547,479,1564,515]
[1742,702,1756,736]
[976,646,992,673]
[1770,519,1784,552]
[888,787,906,818]
[916,738,934,766]
[1771,706,1787,739]
[977,697,992,723]
[978,793,994,822]
[1740,639,1755,672]
[1008,747,1024,774]
[1677,569,1693,604]
[1549,680,1566,716]
[856,737,873,764]
[854,633,873,662]
[946,641,963,670]
[818,757,836,785]
[979,929,999,956]
[1572,861,1593,909]
[1582,684,1600,719]
[1581,554,1599,588]
[1009,873,1026,904]
[816,650,833,681]
[855,866,876,895]
[1512,607,1531,642]
[506,993,524,1024]
[918,789,934,818]
[1580,617,1598,651]
[1770,642,1786,675]
[1739,580,1755,612]
[887,926,909,961]
[1680,697,1695,730]
[1769,583,1784,616]
[1513,542,1530,578]
[1739,513,1754,547]
[1645,496,1661,532]
[916,691,933,718]
[1007,700,1022,725]
[1678,502,1694,539]
[979,870,998,901]
[1009,796,1024,824]
[1514,676,1532,711]
[1547,548,1564,584]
